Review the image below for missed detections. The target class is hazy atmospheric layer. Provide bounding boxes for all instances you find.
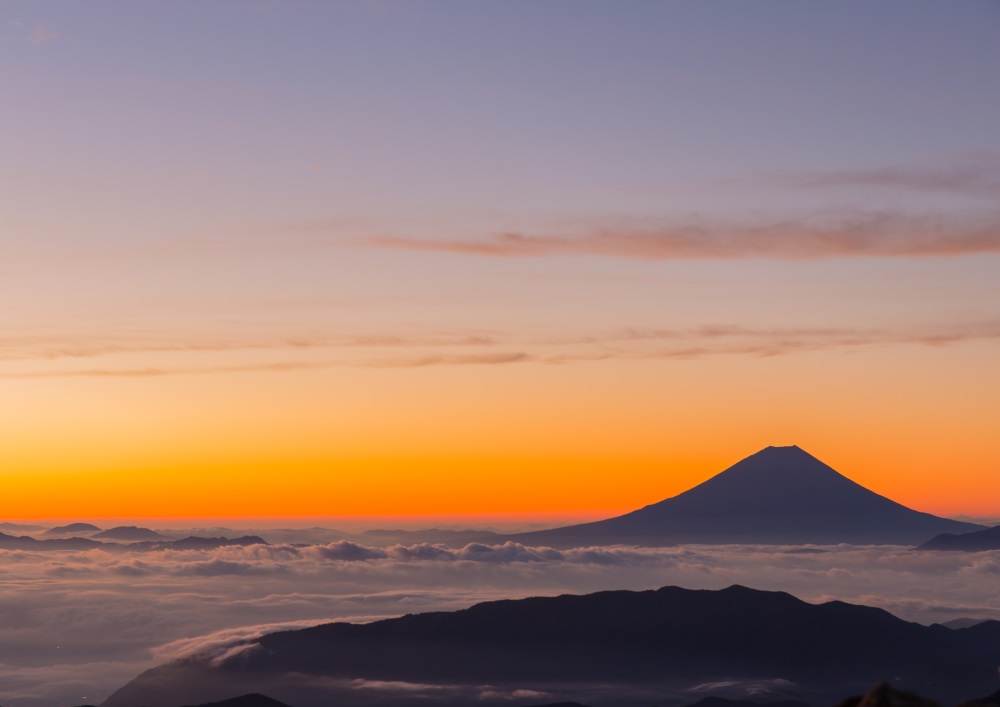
[2,530,999,707]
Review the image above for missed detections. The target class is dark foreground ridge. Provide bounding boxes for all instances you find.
[507,446,981,546]
[101,585,1000,707]
[181,695,294,707]
[93,685,1000,707]
[835,683,1000,707]
[682,698,809,707]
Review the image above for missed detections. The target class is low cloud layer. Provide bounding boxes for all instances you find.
[2,532,1000,706]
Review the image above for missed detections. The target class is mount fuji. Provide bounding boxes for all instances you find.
[508,446,981,546]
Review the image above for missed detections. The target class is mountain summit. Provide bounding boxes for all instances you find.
[510,446,981,546]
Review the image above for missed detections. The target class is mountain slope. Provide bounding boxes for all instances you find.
[102,585,1000,707]
[0,531,104,551]
[182,696,293,707]
[0,533,267,553]
[93,526,167,541]
[43,522,101,535]
[509,446,981,546]
[918,524,1000,551]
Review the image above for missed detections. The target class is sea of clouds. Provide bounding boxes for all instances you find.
[1,534,999,707]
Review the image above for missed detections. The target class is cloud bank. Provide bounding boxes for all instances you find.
[4,534,1000,703]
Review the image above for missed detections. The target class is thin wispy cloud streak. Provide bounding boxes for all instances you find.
[371,211,1000,260]
[363,352,531,368]
[0,333,498,363]
[551,322,1000,356]
[0,355,533,379]
[780,154,1000,198]
[0,361,331,379]
[2,321,999,378]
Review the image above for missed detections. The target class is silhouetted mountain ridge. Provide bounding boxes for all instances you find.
[181,695,293,707]
[43,522,101,535]
[509,446,981,546]
[0,531,104,551]
[0,521,45,532]
[918,525,1000,551]
[94,526,167,541]
[684,699,809,707]
[102,584,1000,707]
[0,532,267,553]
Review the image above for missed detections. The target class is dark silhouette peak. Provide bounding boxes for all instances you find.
[94,526,166,541]
[509,446,983,546]
[43,522,101,536]
[722,444,827,470]
[181,694,293,707]
[719,583,770,594]
[835,683,941,707]
[686,699,809,707]
[638,445,883,517]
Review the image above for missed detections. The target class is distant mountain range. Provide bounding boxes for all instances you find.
[0,521,46,532]
[918,524,1000,551]
[0,532,103,551]
[43,522,102,535]
[101,584,1000,707]
[362,527,505,545]
[507,446,981,546]
[94,526,168,541]
[0,532,267,553]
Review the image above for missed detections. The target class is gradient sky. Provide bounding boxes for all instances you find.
[2,0,999,518]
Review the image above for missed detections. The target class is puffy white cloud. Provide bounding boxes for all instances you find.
[152,620,333,663]
[309,541,388,561]
[686,678,799,700]
[385,543,455,561]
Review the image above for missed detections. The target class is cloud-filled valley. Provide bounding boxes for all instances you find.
[2,531,1000,707]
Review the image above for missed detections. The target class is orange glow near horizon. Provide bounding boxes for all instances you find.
[3,449,997,521]
[3,341,998,520]
[3,291,999,522]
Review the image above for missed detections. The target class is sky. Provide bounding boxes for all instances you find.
[2,0,1000,518]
